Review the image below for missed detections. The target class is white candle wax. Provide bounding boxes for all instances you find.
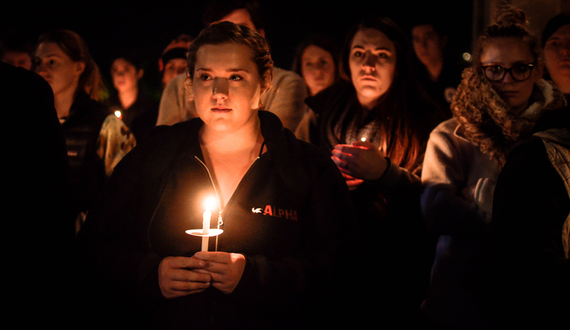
[201,209,211,251]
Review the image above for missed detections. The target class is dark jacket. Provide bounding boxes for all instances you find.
[61,92,109,218]
[482,108,570,329]
[78,110,359,329]
[302,81,439,325]
[1,62,75,326]
[107,90,159,141]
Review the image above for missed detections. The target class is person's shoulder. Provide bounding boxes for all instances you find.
[430,117,459,136]
[272,66,304,83]
[1,62,46,89]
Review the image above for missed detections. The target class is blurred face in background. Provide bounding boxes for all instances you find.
[349,28,397,109]
[35,42,84,99]
[162,58,187,87]
[412,24,446,69]
[2,51,32,70]
[301,45,336,95]
[111,58,142,94]
[543,24,570,93]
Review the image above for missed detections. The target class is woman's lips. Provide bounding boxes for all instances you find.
[498,90,519,100]
[211,107,232,113]
[360,75,377,81]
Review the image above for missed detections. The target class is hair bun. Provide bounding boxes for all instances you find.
[495,5,529,27]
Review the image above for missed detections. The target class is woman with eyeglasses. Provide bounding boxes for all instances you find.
[419,5,567,329]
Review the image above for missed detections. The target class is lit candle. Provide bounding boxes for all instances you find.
[201,197,216,251]
[360,137,366,142]
[114,110,122,120]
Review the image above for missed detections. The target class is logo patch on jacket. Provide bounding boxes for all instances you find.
[252,205,298,221]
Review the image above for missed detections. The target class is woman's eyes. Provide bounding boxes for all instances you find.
[352,51,389,59]
[199,74,211,81]
[198,74,243,81]
[35,58,58,67]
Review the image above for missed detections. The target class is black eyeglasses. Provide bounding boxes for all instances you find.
[481,63,535,82]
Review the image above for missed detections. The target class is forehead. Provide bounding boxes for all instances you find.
[35,42,66,57]
[412,24,437,36]
[351,28,395,50]
[480,37,535,64]
[195,42,255,70]
[112,58,135,69]
[302,45,332,59]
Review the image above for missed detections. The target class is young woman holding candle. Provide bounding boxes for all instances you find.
[294,16,444,325]
[78,22,358,329]
[420,6,567,329]
[108,51,159,141]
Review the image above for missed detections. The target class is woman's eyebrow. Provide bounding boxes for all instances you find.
[195,67,250,73]
[351,45,392,51]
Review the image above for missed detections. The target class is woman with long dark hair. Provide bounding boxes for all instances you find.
[295,16,444,325]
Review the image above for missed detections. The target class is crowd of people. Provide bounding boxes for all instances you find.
[2,0,569,329]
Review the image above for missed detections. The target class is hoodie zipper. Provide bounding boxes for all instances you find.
[194,136,265,250]
[194,155,261,251]
[194,156,224,251]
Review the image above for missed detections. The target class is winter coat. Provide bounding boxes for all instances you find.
[420,68,567,329]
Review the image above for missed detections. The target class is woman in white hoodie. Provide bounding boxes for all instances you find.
[420,6,567,329]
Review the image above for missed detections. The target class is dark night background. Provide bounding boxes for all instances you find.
[1,1,473,96]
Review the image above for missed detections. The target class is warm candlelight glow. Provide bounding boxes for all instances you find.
[186,196,223,251]
[114,110,122,119]
[204,196,216,212]
[360,137,366,142]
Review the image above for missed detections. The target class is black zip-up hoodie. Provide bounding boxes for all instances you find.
[78,110,360,329]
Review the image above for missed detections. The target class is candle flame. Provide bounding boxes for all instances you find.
[360,137,366,142]
[204,196,216,211]
[114,110,122,118]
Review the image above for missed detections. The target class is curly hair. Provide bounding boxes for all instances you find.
[452,67,565,166]
[473,5,542,71]
[453,5,564,166]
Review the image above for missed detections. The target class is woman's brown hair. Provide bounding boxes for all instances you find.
[186,21,273,92]
[339,16,442,173]
[37,29,106,101]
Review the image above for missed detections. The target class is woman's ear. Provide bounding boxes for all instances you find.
[75,61,86,76]
[261,71,272,95]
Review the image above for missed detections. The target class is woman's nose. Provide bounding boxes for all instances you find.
[501,70,516,83]
[35,62,48,77]
[362,52,376,71]
[212,77,229,100]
